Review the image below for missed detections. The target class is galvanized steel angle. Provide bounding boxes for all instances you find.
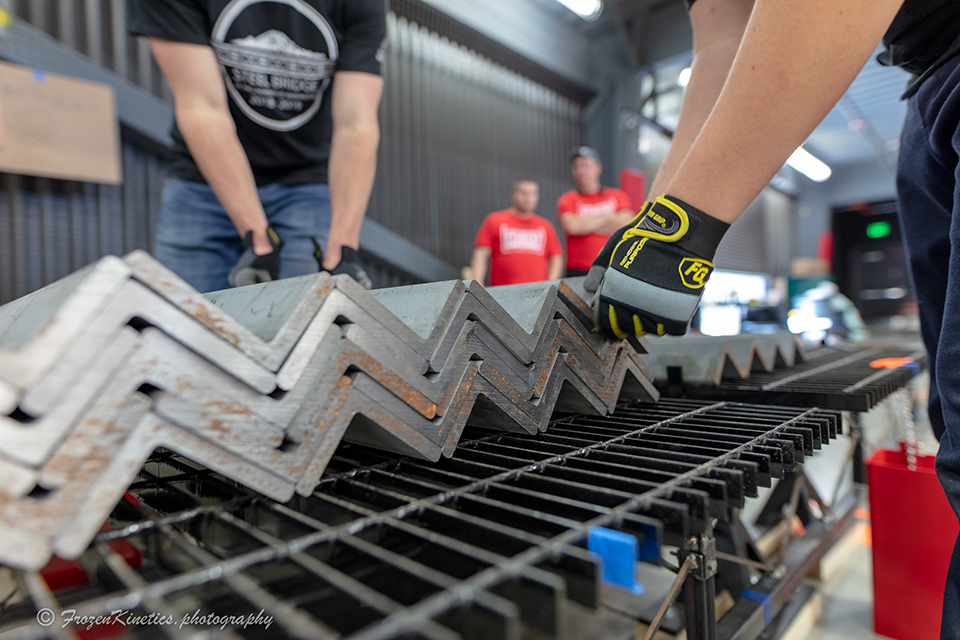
[0,256,130,392]
[483,281,559,335]
[202,272,334,365]
[463,281,547,360]
[0,326,141,471]
[124,251,294,370]
[368,279,466,342]
[54,413,296,560]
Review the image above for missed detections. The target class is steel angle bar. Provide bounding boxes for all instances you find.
[19,279,277,419]
[676,347,925,411]
[724,337,773,374]
[0,253,658,572]
[0,256,131,393]
[369,279,467,344]
[203,271,336,364]
[643,337,748,385]
[0,327,142,470]
[0,401,840,639]
[275,276,463,385]
[0,380,17,417]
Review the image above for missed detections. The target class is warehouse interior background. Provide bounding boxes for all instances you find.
[0,1,951,640]
[0,0,912,304]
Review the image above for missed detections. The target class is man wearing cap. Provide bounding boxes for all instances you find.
[557,147,636,277]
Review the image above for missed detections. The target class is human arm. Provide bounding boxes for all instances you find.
[148,39,272,254]
[324,71,383,269]
[665,0,905,222]
[646,0,756,199]
[558,210,633,236]
[547,255,564,281]
[592,0,906,339]
[471,247,491,286]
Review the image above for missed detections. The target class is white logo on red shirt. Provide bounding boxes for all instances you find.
[500,226,547,255]
[576,198,619,217]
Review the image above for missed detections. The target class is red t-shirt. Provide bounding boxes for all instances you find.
[557,188,633,270]
[475,210,563,286]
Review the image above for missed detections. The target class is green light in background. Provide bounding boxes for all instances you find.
[866,221,892,239]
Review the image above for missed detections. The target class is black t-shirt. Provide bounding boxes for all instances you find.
[880,0,960,96]
[128,0,387,185]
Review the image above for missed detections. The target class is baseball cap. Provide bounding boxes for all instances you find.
[569,146,601,163]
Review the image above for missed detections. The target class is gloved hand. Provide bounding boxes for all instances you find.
[315,243,373,290]
[228,227,282,287]
[584,195,730,339]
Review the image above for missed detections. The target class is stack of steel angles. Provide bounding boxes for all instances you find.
[641,334,808,386]
[0,251,657,572]
[673,345,925,411]
[0,399,843,640]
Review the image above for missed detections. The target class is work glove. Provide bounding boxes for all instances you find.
[228,227,283,287]
[583,195,730,339]
[315,243,373,290]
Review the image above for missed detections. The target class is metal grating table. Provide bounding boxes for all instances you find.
[664,347,925,411]
[0,400,842,640]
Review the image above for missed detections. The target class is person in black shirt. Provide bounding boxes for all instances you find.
[127,0,386,291]
[584,2,960,636]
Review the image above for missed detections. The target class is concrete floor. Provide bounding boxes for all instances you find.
[807,535,882,640]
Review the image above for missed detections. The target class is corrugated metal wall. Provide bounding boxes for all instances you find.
[0,2,586,303]
[371,13,584,270]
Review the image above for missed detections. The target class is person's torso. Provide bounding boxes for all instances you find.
[560,188,624,269]
[881,0,960,77]
[172,0,357,185]
[487,211,552,286]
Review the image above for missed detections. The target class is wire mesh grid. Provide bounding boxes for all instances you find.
[0,399,841,640]
[672,347,925,411]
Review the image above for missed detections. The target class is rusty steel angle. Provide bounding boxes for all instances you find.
[0,327,142,471]
[0,257,131,399]
[20,279,277,419]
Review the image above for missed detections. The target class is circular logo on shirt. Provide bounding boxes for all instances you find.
[211,0,338,132]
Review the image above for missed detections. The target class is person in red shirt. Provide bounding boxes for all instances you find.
[472,178,563,287]
[557,147,636,276]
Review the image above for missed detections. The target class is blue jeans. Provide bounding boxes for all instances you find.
[896,54,960,640]
[155,179,331,293]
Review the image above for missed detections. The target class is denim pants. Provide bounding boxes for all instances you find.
[155,178,331,293]
[896,53,960,640]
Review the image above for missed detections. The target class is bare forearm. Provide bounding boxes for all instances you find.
[600,210,636,234]
[177,106,268,246]
[560,213,618,236]
[666,0,904,222]
[471,249,490,285]
[547,256,563,280]
[326,125,379,268]
[648,0,754,198]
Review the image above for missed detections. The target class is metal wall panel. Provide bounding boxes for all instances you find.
[0,144,166,303]
[371,13,584,270]
[1,4,586,300]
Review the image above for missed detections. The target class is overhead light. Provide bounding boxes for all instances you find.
[555,0,603,20]
[678,67,691,87]
[786,147,832,182]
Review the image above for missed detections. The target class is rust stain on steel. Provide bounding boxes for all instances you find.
[181,301,242,347]
[0,252,658,571]
[202,400,253,417]
[175,378,197,392]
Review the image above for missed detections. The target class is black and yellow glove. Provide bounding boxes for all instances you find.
[228,227,283,287]
[583,195,730,339]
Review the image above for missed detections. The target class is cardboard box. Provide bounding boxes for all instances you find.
[789,257,830,278]
[0,61,122,184]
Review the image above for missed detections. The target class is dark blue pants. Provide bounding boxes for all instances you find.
[896,53,960,640]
